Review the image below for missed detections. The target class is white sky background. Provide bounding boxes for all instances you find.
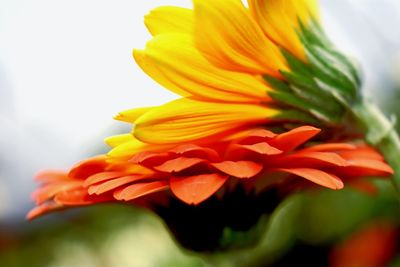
[1,0,400,220]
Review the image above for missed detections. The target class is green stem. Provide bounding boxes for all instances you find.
[352,100,400,194]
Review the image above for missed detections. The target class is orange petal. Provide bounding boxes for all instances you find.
[83,171,125,187]
[277,168,344,190]
[154,157,206,173]
[339,147,385,161]
[68,155,108,179]
[269,126,321,151]
[170,173,228,205]
[170,144,220,161]
[233,142,282,155]
[282,151,348,167]
[211,161,263,178]
[130,151,171,165]
[248,128,277,138]
[26,202,64,221]
[34,170,68,183]
[88,175,149,195]
[54,188,109,205]
[345,159,394,176]
[303,143,357,152]
[113,181,168,201]
[235,128,277,145]
[32,181,83,205]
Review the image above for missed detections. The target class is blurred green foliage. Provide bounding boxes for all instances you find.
[0,205,204,267]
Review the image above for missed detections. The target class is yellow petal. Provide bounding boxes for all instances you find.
[142,33,272,103]
[105,134,134,148]
[193,0,287,76]
[248,0,319,61]
[107,136,174,158]
[134,98,279,144]
[133,49,191,97]
[145,6,193,35]
[114,107,155,123]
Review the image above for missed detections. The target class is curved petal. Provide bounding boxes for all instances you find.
[134,98,279,144]
[27,202,64,221]
[281,151,348,167]
[154,157,206,173]
[32,181,83,205]
[302,143,357,152]
[170,144,220,161]
[34,170,69,183]
[193,0,287,75]
[107,137,174,158]
[212,161,263,178]
[83,171,126,187]
[145,6,193,35]
[339,147,386,161]
[88,175,150,195]
[344,159,394,177]
[249,0,319,60]
[114,107,155,123]
[231,142,282,156]
[68,156,108,180]
[269,126,321,151]
[133,49,191,97]
[277,168,344,190]
[114,181,169,201]
[130,151,171,166]
[139,33,272,103]
[105,134,134,148]
[170,173,228,205]
[55,188,112,205]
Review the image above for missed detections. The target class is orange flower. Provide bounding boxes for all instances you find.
[27,126,393,220]
[27,0,395,232]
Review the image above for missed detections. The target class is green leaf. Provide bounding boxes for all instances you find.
[263,75,292,92]
[314,78,350,107]
[280,49,311,76]
[269,91,330,122]
[280,71,343,114]
[296,19,361,101]
[305,46,355,94]
[272,109,319,125]
[308,45,358,92]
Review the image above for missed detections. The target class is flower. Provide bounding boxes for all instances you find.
[27,126,393,220]
[28,0,393,230]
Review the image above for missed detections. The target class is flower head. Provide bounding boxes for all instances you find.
[28,1,394,253]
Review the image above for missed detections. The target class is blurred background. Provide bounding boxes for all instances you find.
[1,0,400,266]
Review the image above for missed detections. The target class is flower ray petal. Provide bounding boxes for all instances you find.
[170,173,228,205]
[212,161,263,178]
[193,0,287,75]
[277,168,344,190]
[113,181,169,201]
[145,6,193,35]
